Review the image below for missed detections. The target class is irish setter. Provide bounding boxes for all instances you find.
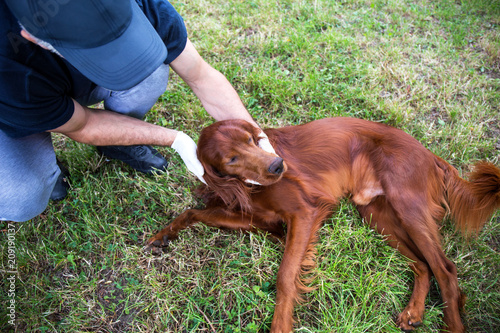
[147,117,500,332]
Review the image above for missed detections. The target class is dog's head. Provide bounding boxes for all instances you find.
[197,119,287,210]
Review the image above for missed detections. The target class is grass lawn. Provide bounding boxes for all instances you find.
[1,0,499,332]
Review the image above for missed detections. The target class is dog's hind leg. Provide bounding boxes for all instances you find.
[357,196,431,331]
[386,196,464,333]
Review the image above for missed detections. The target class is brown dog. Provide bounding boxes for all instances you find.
[147,117,500,332]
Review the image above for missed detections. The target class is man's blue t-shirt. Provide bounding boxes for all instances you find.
[0,0,187,138]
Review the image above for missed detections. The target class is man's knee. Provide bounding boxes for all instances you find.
[104,64,170,118]
[0,169,59,222]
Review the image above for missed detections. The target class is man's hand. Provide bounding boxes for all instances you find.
[171,132,206,184]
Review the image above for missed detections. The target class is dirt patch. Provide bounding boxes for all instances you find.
[427,107,451,127]
[95,269,142,332]
[481,69,500,80]
[484,118,500,151]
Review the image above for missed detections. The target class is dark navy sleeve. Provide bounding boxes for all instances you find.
[137,0,188,64]
[0,59,75,138]
[0,3,77,138]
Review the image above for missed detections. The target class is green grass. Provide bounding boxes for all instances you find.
[1,0,499,332]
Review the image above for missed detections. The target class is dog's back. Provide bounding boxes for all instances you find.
[266,117,499,235]
[265,118,440,208]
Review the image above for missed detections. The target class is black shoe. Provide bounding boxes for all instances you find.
[96,145,168,175]
[50,160,70,201]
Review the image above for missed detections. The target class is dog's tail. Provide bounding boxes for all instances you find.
[444,161,500,235]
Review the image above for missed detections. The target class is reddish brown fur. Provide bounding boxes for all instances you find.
[147,117,500,333]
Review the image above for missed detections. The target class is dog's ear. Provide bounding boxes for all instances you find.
[199,160,252,212]
[202,163,226,190]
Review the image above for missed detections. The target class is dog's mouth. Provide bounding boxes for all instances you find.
[243,175,283,186]
[242,157,287,186]
[244,178,262,185]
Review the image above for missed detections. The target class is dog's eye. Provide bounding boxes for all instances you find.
[248,137,253,144]
[228,156,238,164]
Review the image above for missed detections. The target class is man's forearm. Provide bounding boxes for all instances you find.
[50,100,178,147]
[190,65,256,124]
[171,39,259,128]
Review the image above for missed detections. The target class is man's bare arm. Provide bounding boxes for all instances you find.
[49,99,178,147]
[170,39,259,127]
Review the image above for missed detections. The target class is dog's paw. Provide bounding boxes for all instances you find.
[396,310,422,331]
[143,234,170,255]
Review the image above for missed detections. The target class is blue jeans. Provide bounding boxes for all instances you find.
[0,64,169,222]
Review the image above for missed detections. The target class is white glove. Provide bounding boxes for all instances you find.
[257,130,277,155]
[171,132,206,184]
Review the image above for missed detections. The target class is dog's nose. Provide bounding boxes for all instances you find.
[268,157,284,175]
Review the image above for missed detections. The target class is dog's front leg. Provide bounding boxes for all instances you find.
[270,215,315,333]
[145,208,259,250]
